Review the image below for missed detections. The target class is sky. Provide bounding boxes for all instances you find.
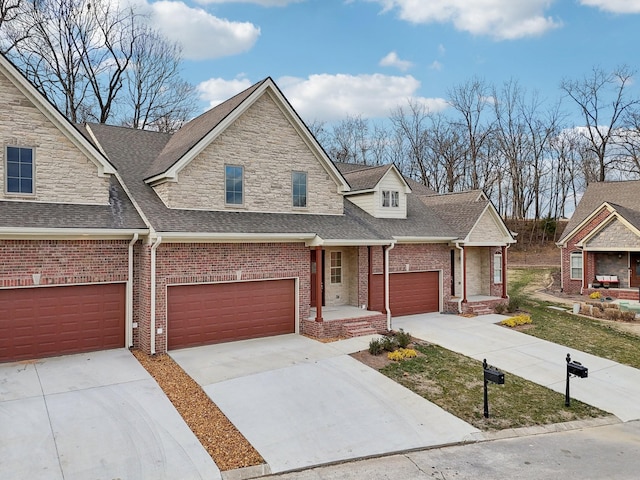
[135,0,640,126]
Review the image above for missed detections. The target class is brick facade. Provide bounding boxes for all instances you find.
[0,240,129,287]
[561,209,612,294]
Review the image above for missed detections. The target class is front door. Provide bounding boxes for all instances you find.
[310,249,325,306]
[631,253,640,288]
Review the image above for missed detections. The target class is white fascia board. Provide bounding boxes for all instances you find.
[394,236,458,244]
[576,211,640,247]
[558,202,615,246]
[461,241,512,247]
[584,247,640,252]
[343,189,376,196]
[0,56,116,176]
[317,239,394,247]
[156,232,318,243]
[0,228,149,240]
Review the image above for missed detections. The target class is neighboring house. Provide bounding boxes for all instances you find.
[0,53,515,363]
[557,180,640,300]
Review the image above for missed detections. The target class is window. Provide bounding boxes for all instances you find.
[5,146,34,195]
[570,252,583,280]
[292,171,307,208]
[494,253,503,284]
[225,165,243,205]
[382,190,399,207]
[330,251,342,284]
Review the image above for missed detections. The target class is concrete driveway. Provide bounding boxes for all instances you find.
[0,349,220,480]
[170,334,479,474]
[394,313,640,422]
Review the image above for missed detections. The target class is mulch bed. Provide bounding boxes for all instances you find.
[132,350,264,471]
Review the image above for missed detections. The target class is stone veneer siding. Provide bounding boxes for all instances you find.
[0,74,110,204]
[141,242,310,354]
[154,94,343,215]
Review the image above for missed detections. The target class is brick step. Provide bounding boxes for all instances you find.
[468,303,494,315]
[342,321,377,338]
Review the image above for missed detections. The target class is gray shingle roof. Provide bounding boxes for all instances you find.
[145,80,266,180]
[341,164,392,191]
[420,191,489,238]
[0,176,147,230]
[558,180,640,243]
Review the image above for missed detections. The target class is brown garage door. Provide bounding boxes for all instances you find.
[390,271,439,316]
[369,271,440,315]
[0,283,126,363]
[167,279,295,350]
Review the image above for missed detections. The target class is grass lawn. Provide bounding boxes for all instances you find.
[508,268,640,369]
[379,344,605,431]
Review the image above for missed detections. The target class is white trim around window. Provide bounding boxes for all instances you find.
[382,190,399,208]
[494,253,503,284]
[292,171,307,208]
[5,145,35,196]
[570,251,583,280]
[225,164,244,205]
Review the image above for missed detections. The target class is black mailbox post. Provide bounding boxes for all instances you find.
[565,353,588,407]
[483,359,505,418]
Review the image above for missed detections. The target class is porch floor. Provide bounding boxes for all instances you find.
[308,306,383,321]
[448,295,503,303]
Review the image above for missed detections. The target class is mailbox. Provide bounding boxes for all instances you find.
[484,366,505,385]
[567,361,588,378]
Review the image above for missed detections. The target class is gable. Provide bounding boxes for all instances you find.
[153,93,344,215]
[467,206,512,244]
[583,216,640,250]
[0,63,111,205]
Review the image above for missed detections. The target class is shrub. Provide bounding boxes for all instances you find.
[381,335,398,352]
[368,338,383,355]
[387,348,418,361]
[621,311,637,322]
[589,291,601,299]
[506,296,522,313]
[395,328,412,348]
[494,303,507,314]
[500,314,532,328]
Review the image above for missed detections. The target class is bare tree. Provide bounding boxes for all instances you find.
[560,65,639,181]
[0,0,31,53]
[390,99,430,187]
[447,77,494,190]
[2,0,195,128]
[123,27,194,132]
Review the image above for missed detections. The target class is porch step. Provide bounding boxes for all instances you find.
[341,321,378,338]
[469,303,494,315]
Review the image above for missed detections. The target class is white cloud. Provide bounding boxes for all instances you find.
[195,0,303,5]
[379,51,413,71]
[197,77,254,108]
[367,0,562,40]
[146,1,260,60]
[197,73,447,121]
[579,0,640,14]
[276,73,448,122]
[429,60,443,71]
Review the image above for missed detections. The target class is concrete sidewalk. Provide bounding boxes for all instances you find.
[0,349,220,480]
[171,335,480,474]
[395,313,640,422]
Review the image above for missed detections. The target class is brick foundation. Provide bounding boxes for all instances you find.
[301,314,388,338]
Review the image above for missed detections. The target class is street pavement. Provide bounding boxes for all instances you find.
[261,420,640,480]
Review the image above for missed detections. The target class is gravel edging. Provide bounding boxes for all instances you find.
[132,349,264,471]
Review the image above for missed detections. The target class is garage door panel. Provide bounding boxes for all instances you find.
[390,271,439,316]
[0,284,125,363]
[168,279,295,350]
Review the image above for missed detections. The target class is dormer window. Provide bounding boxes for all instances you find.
[382,190,399,208]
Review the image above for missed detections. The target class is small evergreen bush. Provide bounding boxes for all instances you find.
[368,338,383,355]
[395,328,412,348]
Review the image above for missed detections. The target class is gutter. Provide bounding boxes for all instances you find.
[384,242,395,330]
[150,236,162,355]
[126,233,138,348]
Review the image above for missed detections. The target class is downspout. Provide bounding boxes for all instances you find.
[150,236,162,355]
[126,233,138,348]
[455,242,465,313]
[581,249,587,295]
[384,242,395,330]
